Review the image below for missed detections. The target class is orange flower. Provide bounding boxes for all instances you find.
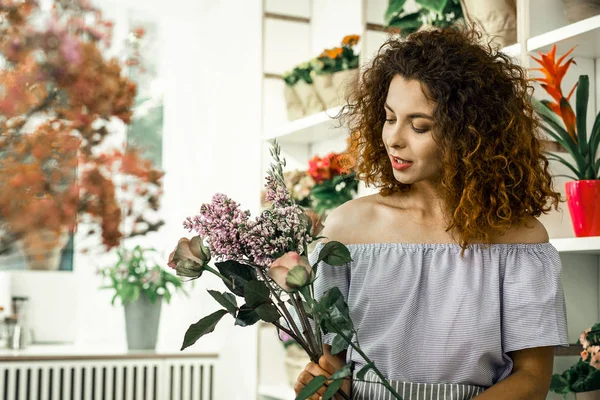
[531,45,578,142]
[342,34,360,47]
[321,47,343,59]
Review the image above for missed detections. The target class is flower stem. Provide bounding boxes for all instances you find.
[290,292,320,362]
[204,265,232,285]
[333,324,402,399]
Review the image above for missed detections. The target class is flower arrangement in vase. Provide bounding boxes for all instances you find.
[0,0,164,270]
[531,44,600,236]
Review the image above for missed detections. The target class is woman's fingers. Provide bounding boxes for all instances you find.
[294,362,332,398]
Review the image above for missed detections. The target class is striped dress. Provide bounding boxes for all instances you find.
[308,242,569,400]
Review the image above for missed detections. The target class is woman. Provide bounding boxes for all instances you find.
[293,27,568,399]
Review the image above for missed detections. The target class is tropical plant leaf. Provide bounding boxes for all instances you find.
[545,153,583,179]
[576,75,590,156]
[181,309,228,350]
[535,98,581,156]
[590,111,600,166]
[385,0,406,25]
[296,375,327,400]
[417,0,448,13]
[207,290,238,316]
[388,10,423,34]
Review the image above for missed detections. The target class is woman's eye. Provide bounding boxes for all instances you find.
[412,125,429,133]
[385,118,396,124]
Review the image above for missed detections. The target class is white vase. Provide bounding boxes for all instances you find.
[460,0,517,49]
[312,69,358,109]
[294,80,325,116]
[17,228,69,271]
[562,0,600,23]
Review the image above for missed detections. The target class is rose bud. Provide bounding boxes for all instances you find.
[168,236,208,278]
[267,252,312,292]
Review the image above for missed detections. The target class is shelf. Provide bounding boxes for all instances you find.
[500,42,521,58]
[528,14,600,58]
[264,106,348,144]
[258,383,295,400]
[550,237,600,254]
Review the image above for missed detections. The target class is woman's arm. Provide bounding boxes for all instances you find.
[475,346,555,399]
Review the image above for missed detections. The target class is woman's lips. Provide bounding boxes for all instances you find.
[390,155,413,171]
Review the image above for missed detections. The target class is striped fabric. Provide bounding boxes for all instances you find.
[306,241,569,397]
[352,369,485,400]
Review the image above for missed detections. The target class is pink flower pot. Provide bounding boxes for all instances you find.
[566,180,600,237]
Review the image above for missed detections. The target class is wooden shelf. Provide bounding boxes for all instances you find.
[263,106,348,144]
[555,343,583,357]
[528,14,600,58]
[550,237,600,254]
[258,383,295,400]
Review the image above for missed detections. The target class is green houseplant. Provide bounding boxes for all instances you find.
[99,245,186,349]
[385,0,464,35]
[551,323,600,398]
[531,45,600,236]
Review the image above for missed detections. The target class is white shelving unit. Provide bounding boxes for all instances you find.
[259,1,600,399]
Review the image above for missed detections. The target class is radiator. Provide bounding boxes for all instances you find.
[0,358,215,400]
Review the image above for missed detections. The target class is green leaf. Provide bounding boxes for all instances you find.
[590,111,600,168]
[317,241,352,266]
[330,364,352,380]
[549,373,570,394]
[384,0,406,25]
[331,333,350,355]
[322,379,343,400]
[356,363,375,380]
[181,309,228,351]
[388,10,423,34]
[243,280,271,308]
[254,303,280,323]
[296,375,327,400]
[163,289,171,304]
[417,0,448,13]
[215,260,257,297]
[576,75,590,156]
[545,153,582,178]
[208,290,238,316]
[235,304,261,327]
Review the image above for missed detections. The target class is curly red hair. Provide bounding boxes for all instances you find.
[339,27,561,248]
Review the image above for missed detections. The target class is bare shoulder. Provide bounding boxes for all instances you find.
[319,194,378,244]
[492,216,549,244]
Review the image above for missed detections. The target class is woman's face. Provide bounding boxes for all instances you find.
[382,75,441,186]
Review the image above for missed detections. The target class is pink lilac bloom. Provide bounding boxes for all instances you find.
[184,171,311,266]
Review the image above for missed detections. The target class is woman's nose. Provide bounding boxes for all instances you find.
[386,126,408,150]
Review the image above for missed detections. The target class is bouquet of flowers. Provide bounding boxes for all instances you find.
[168,141,404,400]
[551,323,600,396]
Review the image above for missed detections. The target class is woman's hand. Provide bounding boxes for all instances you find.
[294,354,351,400]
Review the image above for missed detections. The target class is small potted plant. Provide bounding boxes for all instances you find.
[281,69,305,121]
[311,34,361,109]
[285,62,325,117]
[551,323,600,398]
[531,45,600,237]
[98,245,186,350]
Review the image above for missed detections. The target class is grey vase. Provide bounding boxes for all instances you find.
[124,293,162,350]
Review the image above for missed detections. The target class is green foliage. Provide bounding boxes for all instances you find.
[282,62,315,86]
[98,245,186,306]
[181,309,228,351]
[385,0,463,35]
[533,75,600,180]
[311,174,359,217]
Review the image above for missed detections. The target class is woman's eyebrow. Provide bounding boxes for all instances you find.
[384,103,433,120]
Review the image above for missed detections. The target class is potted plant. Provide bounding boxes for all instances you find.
[531,45,600,236]
[287,62,325,116]
[551,323,600,398]
[282,69,305,121]
[311,35,361,109]
[385,0,464,36]
[98,245,186,350]
[308,152,359,220]
[0,0,164,270]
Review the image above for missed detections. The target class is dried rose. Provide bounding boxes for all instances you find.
[168,236,210,278]
[267,252,312,292]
